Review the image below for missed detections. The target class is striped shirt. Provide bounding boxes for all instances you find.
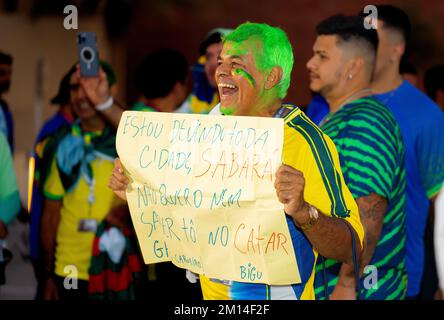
[314,97,407,300]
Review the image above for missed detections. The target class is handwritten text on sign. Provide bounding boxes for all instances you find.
[116,111,301,285]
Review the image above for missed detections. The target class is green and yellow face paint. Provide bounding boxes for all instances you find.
[220,105,236,115]
[233,68,256,87]
[219,38,280,115]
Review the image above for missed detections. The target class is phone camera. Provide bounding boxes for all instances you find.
[80,47,95,65]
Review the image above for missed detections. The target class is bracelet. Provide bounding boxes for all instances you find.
[95,96,113,112]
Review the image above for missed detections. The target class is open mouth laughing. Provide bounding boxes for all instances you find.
[218,82,239,101]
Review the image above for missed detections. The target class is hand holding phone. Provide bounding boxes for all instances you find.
[75,64,110,107]
[77,32,99,77]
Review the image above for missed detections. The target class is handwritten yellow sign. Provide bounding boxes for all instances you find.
[116,111,301,285]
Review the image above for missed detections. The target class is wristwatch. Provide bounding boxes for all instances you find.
[298,204,319,231]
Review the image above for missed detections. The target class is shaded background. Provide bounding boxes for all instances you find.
[0,0,443,299]
[1,0,444,163]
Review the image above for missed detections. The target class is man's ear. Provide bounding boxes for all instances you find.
[265,66,283,90]
[345,58,365,80]
[392,44,405,63]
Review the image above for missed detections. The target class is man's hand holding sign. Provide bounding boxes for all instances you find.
[109,22,363,300]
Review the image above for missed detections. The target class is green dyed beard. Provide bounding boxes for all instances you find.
[220,105,236,115]
[219,88,278,116]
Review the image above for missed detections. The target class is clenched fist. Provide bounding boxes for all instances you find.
[274,164,310,225]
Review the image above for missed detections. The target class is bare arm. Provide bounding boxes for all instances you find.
[356,193,387,267]
[275,165,362,265]
[41,198,62,273]
[98,104,124,128]
[106,203,130,228]
[332,193,386,298]
[40,198,62,300]
[294,202,362,265]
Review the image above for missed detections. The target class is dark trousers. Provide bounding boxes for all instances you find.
[31,258,45,300]
[136,262,203,300]
[54,275,89,300]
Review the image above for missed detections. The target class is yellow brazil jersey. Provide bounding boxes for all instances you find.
[189,92,219,114]
[200,104,364,300]
[44,156,121,280]
[189,55,219,114]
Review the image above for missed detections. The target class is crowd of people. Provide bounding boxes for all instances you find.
[1,4,443,301]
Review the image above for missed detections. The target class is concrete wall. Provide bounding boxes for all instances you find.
[125,0,444,105]
[2,0,444,203]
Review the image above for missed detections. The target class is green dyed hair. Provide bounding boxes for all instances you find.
[223,22,294,99]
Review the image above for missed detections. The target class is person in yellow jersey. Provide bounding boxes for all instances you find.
[40,68,126,300]
[109,22,364,300]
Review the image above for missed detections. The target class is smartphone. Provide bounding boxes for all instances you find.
[77,32,99,77]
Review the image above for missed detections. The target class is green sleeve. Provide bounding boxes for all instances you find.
[0,133,21,225]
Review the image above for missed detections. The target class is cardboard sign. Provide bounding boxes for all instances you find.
[116,111,300,285]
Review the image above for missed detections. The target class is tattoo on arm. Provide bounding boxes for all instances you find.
[356,193,387,268]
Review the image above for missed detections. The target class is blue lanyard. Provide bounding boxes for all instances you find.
[221,105,291,118]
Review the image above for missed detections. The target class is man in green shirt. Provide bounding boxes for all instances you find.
[308,14,407,300]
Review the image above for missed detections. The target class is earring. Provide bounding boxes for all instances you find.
[348,74,353,80]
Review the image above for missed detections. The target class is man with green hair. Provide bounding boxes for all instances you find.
[109,22,364,300]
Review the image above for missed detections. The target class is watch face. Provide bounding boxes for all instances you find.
[308,204,319,219]
[297,205,319,231]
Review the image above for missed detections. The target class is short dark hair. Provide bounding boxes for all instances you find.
[316,14,379,53]
[198,28,232,56]
[51,65,76,105]
[0,51,13,65]
[135,49,188,99]
[366,5,411,43]
[316,15,378,79]
[199,32,223,56]
[424,65,444,101]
